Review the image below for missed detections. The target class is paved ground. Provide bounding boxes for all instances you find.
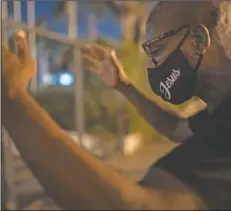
[6,142,175,210]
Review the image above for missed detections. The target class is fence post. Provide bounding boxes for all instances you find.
[13,0,21,21]
[27,0,38,93]
[2,1,18,210]
[2,2,8,210]
[66,1,85,146]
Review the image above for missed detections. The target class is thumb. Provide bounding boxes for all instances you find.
[110,50,123,72]
[15,30,32,64]
[110,50,128,82]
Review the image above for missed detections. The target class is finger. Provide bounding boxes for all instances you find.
[81,43,110,54]
[2,46,11,72]
[15,30,32,64]
[82,59,102,75]
[81,54,100,66]
[110,50,128,81]
[81,46,101,61]
[81,44,110,60]
[83,63,99,74]
[2,45,20,71]
[81,54,100,72]
[92,43,111,54]
[2,45,10,58]
[92,43,112,60]
[110,50,123,72]
[81,45,106,61]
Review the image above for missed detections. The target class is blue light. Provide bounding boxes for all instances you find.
[58,72,75,87]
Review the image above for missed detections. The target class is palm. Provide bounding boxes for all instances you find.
[97,55,120,87]
[81,45,125,87]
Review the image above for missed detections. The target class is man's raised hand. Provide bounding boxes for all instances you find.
[81,44,129,87]
[2,30,36,98]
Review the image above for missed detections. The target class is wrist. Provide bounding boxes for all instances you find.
[114,79,135,98]
[114,74,132,88]
[2,86,28,103]
[114,79,130,90]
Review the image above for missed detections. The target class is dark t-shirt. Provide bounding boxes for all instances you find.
[154,95,231,210]
[188,108,210,134]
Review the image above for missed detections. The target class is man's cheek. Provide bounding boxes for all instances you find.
[156,54,168,64]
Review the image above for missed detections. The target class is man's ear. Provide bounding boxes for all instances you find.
[189,24,211,56]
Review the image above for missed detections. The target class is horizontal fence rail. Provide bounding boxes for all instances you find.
[5,19,118,48]
[5,19,82,47]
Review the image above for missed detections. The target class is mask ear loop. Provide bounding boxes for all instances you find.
[177,25,204,71]
[195,54,203,70]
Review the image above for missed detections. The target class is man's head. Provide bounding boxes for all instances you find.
[145,1,231,111]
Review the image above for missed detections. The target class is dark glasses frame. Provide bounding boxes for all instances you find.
[142,24,191,64]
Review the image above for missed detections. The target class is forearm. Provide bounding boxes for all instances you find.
[2,91,198,210]
[115,80,192,142]
[2,92,149,210]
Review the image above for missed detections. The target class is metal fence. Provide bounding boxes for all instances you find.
[1,1,85,209]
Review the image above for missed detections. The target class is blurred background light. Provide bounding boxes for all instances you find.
[42,73,52,84]
[58,72,75,86]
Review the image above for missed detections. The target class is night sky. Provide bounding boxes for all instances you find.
[7,1,121,39]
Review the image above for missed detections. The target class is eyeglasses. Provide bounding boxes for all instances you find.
[142,24,191,65]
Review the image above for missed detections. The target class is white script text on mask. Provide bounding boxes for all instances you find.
[160,69,181,100]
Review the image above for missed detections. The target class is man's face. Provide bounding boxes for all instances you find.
[146,24,204,70]
[145,21,231,109]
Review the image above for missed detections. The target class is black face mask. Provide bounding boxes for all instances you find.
[147,35,203,105]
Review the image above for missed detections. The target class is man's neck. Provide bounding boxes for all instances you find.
[204,70,231,113]
[200,49,231,112]
[207,92,230,113]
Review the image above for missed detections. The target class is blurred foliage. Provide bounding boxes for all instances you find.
[34,40,162,144]
[34,1,162,144]
[117,42,163,143]
[34,83,118,143]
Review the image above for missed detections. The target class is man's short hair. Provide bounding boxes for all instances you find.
[146,1,231,59]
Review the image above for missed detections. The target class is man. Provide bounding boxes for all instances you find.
[82,1,231,142]
[82,1,231,209]
[1,1,230,210]
[2,32,203,210]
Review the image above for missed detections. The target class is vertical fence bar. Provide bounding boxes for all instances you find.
[88,13,97,41]
[13,0,21,54]
[2,2,9,210]
[2,1,18,210]
[66,1,85,146]
[27,0,38,93]
[13,0,21,21]
[2,0,8,44]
